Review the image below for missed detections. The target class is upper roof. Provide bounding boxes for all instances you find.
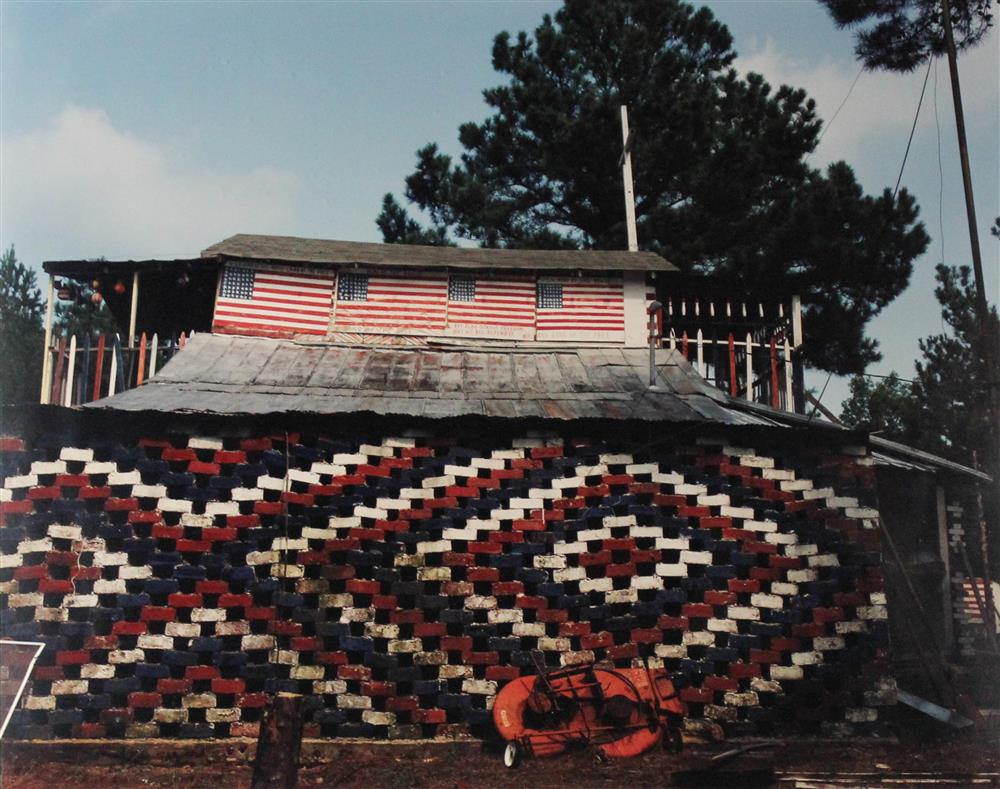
[85,333,782,424]
[201,234,676,272]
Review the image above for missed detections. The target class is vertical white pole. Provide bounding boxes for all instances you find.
[620,106,639,252]
[108,349,118,397]
[791,294,803,348]
[783,337,794,412]
[128,271,140,349]
[149,333,159,378]
[745,333,753,402]
[39,276,56,404]
[63,335,77,407]
[696,328,705,376]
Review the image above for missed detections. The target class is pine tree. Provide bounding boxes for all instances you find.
[0,246,44,405]
[377,0,930,374]
[840,372,918,443]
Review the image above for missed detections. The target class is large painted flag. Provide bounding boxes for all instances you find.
[447,275,535,329]
[215,266,334,335]
[334,272,448,330]
[535,279,625,333]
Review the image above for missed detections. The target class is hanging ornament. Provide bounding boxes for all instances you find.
[91,279,101,290]
[113,280,126,294]
[91,292,104,305]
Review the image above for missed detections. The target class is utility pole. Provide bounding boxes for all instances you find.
[619,106,639,252]
[941,0,999,632]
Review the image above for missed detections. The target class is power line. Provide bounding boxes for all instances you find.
[893,57,934,200]
[811,66,864,156]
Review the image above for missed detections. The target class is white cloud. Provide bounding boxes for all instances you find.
[739,34,998,173]
[1,105,300,269]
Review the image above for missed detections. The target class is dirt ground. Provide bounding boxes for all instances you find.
[2,728,999,789]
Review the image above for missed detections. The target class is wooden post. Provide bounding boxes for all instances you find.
[696,328,705,376]
[128,271,140,349]
[39,276,55,404]
[92,335,106,402]
[745,334,753,402]
[769,337,780,409]
[136,333,148,386]
[251,694,304,789]
[936,486,954,654]
[63,335,77,407]
[149,333,159,378]
[728,334,737,397]
[783,337,794,412]
[50,337,67,407]
[619,106,639,252]
[79,333,91,405]
[107,339,118,397]
[791,295,803,347]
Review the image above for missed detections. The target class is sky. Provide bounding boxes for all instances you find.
[2,0,997,413]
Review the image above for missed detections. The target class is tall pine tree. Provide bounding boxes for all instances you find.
[0,246,44,405]
[378,0,929,374]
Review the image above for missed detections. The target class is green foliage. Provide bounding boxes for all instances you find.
[820,0,993,72]
[840,372,918,443]
[0,246,44,405]
[55,297,119,339]
[376,194,454,247]
[378,0,929,374]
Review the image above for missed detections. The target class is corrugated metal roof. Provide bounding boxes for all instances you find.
[84,333,780,424]
[201,234,676,272]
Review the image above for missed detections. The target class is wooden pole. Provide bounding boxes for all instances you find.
[128,271,140,349]
[149,333,159,378]
[92,335,106,402]
[619,106,639,252]
[50,337,66,407]
[728,334,737,397]
[63,335,77,407]
[251,694,304,789]
[39,276,55,404]
[769,337,780,409]
[136,332,148,386]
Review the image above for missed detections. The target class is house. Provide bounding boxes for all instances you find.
[0,235,990,741]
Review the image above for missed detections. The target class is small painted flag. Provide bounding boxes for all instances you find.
[334,273,448,330]
[448,275,536,329]
[215,266,334,335]
[535,279,625,333]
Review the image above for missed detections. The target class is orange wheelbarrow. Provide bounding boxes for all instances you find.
[492,652,685,768]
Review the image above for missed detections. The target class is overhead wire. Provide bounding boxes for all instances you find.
[809,65,865,158]
[892,57,935,200]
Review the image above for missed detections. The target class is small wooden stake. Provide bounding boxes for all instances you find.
[93,335,106,401]
[251,694,304,789]
[136,332,147,385]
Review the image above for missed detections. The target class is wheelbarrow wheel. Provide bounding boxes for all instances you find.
[503,742,523,769]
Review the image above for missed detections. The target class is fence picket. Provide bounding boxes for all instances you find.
[769,337,780,409]
[149,333,159,378]
[63,335,77,407]
[136,332,148,386]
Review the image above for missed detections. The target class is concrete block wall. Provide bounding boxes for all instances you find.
[0,429,893,739]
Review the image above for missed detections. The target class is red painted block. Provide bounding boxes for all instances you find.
[656,615,690,631]
[427,496,459,511]
[486,666,522,682]
[390,609,424,625]
[467,567,500,582]
[39,578,74,594]
[348,528,385,542]
[492,581,524,596]
[680,687,715,704]
[400,508,433,521]
[185,666,220,680]
[324,538,361,552]
[168,593,202,608]
[812,607,844,625]
[72,566,101,581]
[604,538,637,552]
[442,581,472,597]
[606,643,638,661]
[13,565,47,581]
[629,482,659,495]
[722,528,756,542]
[128,692,162,708]
[176,540,212,554]
[469,542,502,555]
[768,555,802,570]
[27,486,60,500]
[510,458,542,470]
[188,460,221,476]
[769,637,802,652]
[704,676,739,691]
[462,650,500,665]
[56,650,90,665]
[45,551,77,567]
[413,622,445,638]
[442,552,474,567]
[55,474,89,488]
[0,499,34,516]
[559,621,591,637]
[488,531,524,544]
[84,635,118,650]
[445,486,478,498]
[536,609,569,623]
[333,474,366,487]
[401,447,434,458]
[214,450,246,465]
[515,595,548,610]
[99,708,133,726]
[700,517,733,529]
[0,437,25,451]
[291,637,321,651]
[338,665,371,681]
[80,486,112,500]
[346,579,380,595]
[386,696,419,712]
[412,708,447,725]
[246,607,277,621]
[151,525,184,540]
[362,681,396,697]
[744,541,777,555]
[630,628,661,645]
[281,491,314,507]
[653,494,687,508]
[238,692,270,708]
[513,519,545,532]
[212,678,246,695]
[678,505,712,518]
[316,651,348,666]
[606,562,636,578]
[529,446,563,459]
[704,591,737,606]
[215,593,251,610]
[580,550,612,567]
[630,549,660,564]
[602,474,633,486]
[112,621,147,636]
[193,580,227,595]
[441,636,473,652]
[33,666,64,681]
[356,464,392,479]
[158,678,192,694]
[202,527,238,542]
[792,623,826,638]
[729,662,762,679]
[162,448,197,462]
[578,484,610,498]
[554,497,586,511]
[681,603,713,619]
[728,579,760,594]
[268,620,302,636]
[719,463,753,478]
[310,484,344,497]
[373,594,398,610]
[750,567,779,582]
[254,501,282,516]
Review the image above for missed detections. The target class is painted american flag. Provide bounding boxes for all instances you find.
[334,272,447,330]
[960,578,999,630]
[535,278,625,333]
[447,275,535,329]
[214,266,334,335]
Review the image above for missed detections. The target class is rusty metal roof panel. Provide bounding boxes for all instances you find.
[84,333,783,425]
[201,234,676,272]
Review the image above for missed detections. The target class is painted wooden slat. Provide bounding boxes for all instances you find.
[769,337,780,409]
[784,337,794,412]
[63,335,77,407]
[79,334,91,405]
[728,334,737,397]
[50,337,67,407]
[696,329,705,376]
[108,338,119,397]
[179,332,187,350]
[681,331,689,360]
[149,333,159,378]
[745,333,753,402]
[136,333,148,386]
[93,335,106,401]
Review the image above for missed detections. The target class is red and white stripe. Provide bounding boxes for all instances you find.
[215,269,334,335]
[448,278,535,328]
[335,274,447,330]
[536,280,625,332]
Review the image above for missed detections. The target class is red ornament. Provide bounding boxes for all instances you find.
[113,280,126,294]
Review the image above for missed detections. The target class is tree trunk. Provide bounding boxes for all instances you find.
[251,694,304,789]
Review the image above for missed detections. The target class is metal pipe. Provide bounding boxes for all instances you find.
[647,301,663,387]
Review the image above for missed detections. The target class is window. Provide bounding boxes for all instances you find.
[337,272,369,302]
[449,276,476,302]
[537,282,563,309]
[220,267,255,300]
